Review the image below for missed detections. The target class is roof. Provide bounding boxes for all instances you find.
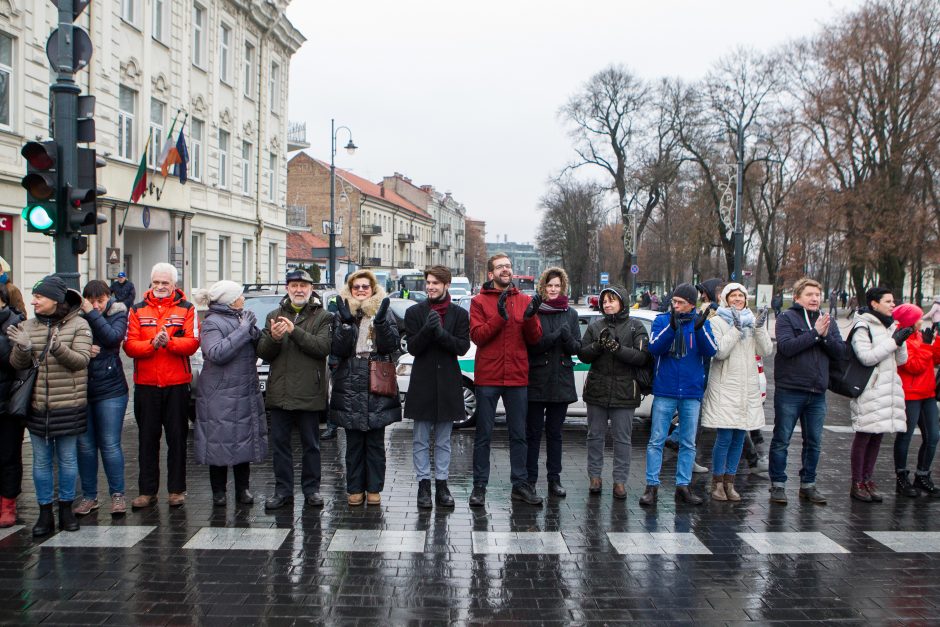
[286,231,328,262]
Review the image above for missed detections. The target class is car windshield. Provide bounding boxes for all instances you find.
[242,295,283,329]
[389,299,416,320]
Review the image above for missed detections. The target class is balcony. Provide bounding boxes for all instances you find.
[286,204,307,228]
[361,224,382,236]
[456,248,464,255]
[361,256,382,267]
[441,243,451,251]
[456,228,464,236]
[287,121,310,152]
[440,223,451,231]
[401,261,415,269]
[397,233,415,243]
[426,240,439,249]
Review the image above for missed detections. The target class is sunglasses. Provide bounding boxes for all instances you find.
[351,284,371,291]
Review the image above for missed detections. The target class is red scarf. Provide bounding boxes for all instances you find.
[539,294,569,312]
[429,293,451,323]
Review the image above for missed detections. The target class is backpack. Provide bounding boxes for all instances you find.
[630,318,655,395]
[828,323,874,398]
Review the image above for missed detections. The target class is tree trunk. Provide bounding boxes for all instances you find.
[877,254,905,302]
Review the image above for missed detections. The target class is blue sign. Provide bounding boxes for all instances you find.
[142,207,151,229]
[599,272,609,285]
[630,264,639,275]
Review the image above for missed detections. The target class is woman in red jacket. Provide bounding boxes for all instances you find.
[894,303,940,498]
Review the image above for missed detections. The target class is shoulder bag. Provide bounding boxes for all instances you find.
[828,324,874,398]
[369,354,398,398]
[9,342,51,421]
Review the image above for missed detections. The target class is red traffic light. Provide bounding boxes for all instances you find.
[21,141,56,170]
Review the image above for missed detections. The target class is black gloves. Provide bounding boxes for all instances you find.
[497,289,510,321]
[426,310,443,337]
[893,326,915,346]
[524,294,542,320]
[374,297,390,324]
[669,310,680,331]
[559,325,572,344]
[336,298,355,324]
[922,326,935,345]
[694,310,709,330]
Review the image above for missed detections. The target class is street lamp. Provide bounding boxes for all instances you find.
[329,118,357,286]
[733,124,780,284]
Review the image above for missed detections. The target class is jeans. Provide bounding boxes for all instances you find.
[712,428,746,475]
[646,396,701,486]
[526,401,567,484]
[473,386,528,488]
[345,428,386,493]
[0,419,24,499]
[31,434,78,505]
[134,384,189,495]
[586,404,633,482]
[894,399,940,473]
[413,421,453,481]
[850,432,883,482]
[209,463,250,493]
[77,394,128,499]
[769,388,827,486]
[270,409,322,497]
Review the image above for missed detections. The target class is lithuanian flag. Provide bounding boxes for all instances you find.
[130,133,152,203]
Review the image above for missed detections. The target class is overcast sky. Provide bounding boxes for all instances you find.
[285,0,862,244]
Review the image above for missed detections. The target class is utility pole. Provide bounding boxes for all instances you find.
[733,122,744,282]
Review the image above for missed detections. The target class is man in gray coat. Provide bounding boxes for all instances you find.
[257,270,332,509]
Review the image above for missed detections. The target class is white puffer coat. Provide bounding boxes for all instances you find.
[701,315,773,430]
[849,312,908,433]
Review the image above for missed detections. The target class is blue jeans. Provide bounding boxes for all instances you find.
[646,396,701,486]
[31,434,78,505]
[712,428,746,475]
[769,388,827,486]
[413,420,453,481]
[77,395,128,499]
[473,386,528,488]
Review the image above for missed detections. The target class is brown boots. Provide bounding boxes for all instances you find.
[711,474,741,502]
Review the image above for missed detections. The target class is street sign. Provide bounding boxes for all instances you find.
[106,247,121,279]
[599,272,609,285]
[46,27,94,74]
[0,214,11,231]
[630,264,639,275]
[756,284,773,309]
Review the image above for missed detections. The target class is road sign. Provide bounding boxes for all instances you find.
[106,247,121,279]
[599,272,609,285]
[630,264,639,275]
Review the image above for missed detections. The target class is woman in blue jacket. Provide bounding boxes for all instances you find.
[73,280,129,517]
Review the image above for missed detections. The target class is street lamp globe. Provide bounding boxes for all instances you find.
[344,140,357,155]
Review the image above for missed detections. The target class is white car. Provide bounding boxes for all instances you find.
[396,307,766,429]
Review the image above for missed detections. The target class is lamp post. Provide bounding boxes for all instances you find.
[733,123,744,282]
[329,118,357,286]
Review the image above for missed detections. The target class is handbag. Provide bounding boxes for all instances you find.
[8,343,51,421]
[828,324,874,398]
[369,356,398,398]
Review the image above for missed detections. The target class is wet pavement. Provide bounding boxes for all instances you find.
[3,356,940,625]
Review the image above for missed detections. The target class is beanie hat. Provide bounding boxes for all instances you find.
[672,283,698,306]
[33,274,68,303]
[719,282,748,306]
[893,303,923,328]
[193,280,242,307]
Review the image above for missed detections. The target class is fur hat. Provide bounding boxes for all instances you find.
[719,282,748,306]
[193,280,243,307]
[673,283,698,306]
[893,303,923,328]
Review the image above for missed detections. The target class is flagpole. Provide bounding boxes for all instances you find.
[159,111,189,194]
[118,132,154,235]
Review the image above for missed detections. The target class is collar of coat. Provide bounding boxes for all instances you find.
[338,285,386,318]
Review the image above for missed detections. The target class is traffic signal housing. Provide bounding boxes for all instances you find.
[21,141,59,234]
[69,148,107,234]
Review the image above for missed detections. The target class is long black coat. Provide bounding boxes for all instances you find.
[403,301,471,423]
[527,307,580,404]
[0,307,25,414]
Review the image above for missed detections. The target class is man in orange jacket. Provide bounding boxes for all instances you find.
[469,253,542,507]
[123,263,199,508]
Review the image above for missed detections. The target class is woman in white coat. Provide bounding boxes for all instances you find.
[701,283,773,501]
[848,287,910,502]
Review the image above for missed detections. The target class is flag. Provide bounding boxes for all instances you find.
[172,129,189,184]
[130,139,150,203]
[156,133,174,172]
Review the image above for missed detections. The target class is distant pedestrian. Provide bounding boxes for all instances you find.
[922,296,940,325]
[847,287,909,503]
[73,280,129,517]
[8,274,92,536]
[840,290,848,309]
[771,292,783,317]
[578,285,649,500]
[0,283,26,528]
[0,261,26,318]
[193,280,268,508]
[331,270,401,506]
[847,295,858,319]
[110,272,136,309]
[650,292,661,311]
[403,266,470,509]
[526,267,580,499]
[829,288,840,317]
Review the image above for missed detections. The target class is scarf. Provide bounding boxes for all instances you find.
[864,307,894,329]
[671,312,695,357]
[539,294,569,313]
[429,293,451,324]
[716,306,756,337]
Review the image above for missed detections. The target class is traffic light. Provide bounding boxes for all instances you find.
[68,148,107,234]
[21,141,58,234]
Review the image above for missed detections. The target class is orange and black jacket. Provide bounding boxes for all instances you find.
[124,288,199,387]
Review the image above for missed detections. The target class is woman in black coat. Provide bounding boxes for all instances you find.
[0,283,26,527]
[330,270,401,506]
[526,267,581,497]
[403,266,471,509]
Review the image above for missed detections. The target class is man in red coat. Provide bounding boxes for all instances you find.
[469,253,542,506]
[123,263,199,509]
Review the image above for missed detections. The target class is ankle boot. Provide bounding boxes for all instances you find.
[417,479,432,509]
[675,485,703,505]
[723,474,741,501]
[435,480,454,507]
[850,481,872,502]
[0,497,17,528]
[711,475,727,501]
[639,485,658,507]
[58,500,79,532]
[32,503,54,537]
[896,470,919,497]
[914,472,940,497]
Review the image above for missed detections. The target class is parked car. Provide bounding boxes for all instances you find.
[387,297,417,353]
[449,287,469,297]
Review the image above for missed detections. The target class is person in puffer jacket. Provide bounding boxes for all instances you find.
[894,303,940,498]
[7,274,92,537]
[847,288,910,503]
[73,280,129,518]
[0,283,26,528]
[330,270,401,506]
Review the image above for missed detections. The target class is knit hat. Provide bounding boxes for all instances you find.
[672,283,698,306]
[719,282,748,306]
[33,274,68,303]
[193,280,243,307]
[893,303,923,328]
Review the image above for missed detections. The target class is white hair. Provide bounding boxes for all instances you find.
[151,262,178,284]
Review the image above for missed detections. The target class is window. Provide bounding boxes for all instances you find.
[148,99,165,170]
[269,61,280,110]
[121,0,138,25]
[190,118,203,181]
[0,33,12,128]
[268,243,278,282]
[218,236,230,280]
[117,86,136,161]
[191,232,205,289]
[152,0,166,41]
[241,240,254,283]
[268,153,277,202]
[243,42,254,97]
[218,130,229,188]
[192,4,206,68]
[241,141,252,195]
[218,24,231,84]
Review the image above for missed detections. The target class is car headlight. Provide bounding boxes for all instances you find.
[396,363,412,377]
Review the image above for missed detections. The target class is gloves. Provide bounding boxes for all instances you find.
[731,308,742,331]
[241,310,257,328]
[922,326,935,345]
[669,309,680,331]
[426,310,443,337]
[497,289,510,321]
[694,310,709,330]
[524,294,542,320]
[755,307,769,328]
[374,297,390,324]
[49,330,61,353]
[336,298,355,324]
[893,326,915,346]
[603,336,620,353]
[559,325,572,344]
[6,324,31,351]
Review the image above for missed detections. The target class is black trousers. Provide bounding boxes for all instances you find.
[0,418,24,499]
[345,428,386,494]
[209,463,250,493]
[134,384,190,495]
[526,401,567,483]
[270,409,322,497]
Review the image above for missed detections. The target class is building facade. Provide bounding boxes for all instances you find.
[0,0,304,297]
[485,240,555,279]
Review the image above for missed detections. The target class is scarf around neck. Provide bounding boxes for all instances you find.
[429,293,451,323]
[539,294,569,313]
[716,306,756,337]
[671,311,695,357]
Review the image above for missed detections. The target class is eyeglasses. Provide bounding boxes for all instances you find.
[492,263,512,271]
[351,284,371,291]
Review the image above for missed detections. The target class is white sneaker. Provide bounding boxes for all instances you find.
[692,462,709,474]
[755,455,769,472]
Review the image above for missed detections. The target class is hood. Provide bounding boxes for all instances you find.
[719,282,748,306]
[598,285,630,321]
[105,300,127,316]
[338,284,387,318]
[537,267,569,298]
[695,278,723,304]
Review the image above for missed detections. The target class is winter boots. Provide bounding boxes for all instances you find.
[0,497,16,528]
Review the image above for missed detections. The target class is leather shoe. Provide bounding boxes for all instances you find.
[212,492,227,507]
[613,483,627,500]
[167,493,186,507]
[589,477,602,494]
[236,489,254,505]
[674,485,703,505]
[417,479,433,509]
[798,486,827,504]
[320,425,338,440]
[548,481,567,497]
[639,485,658,507]
[511,483,543,506]
[264,494,293,510]
[469,486,486,507]
[435,480,455,507]
[131,494,157,509]
[305,493,324,507]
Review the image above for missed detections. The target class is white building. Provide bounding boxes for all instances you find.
[0,0,304,296]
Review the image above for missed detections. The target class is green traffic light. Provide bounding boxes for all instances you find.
[22,204,55,231]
